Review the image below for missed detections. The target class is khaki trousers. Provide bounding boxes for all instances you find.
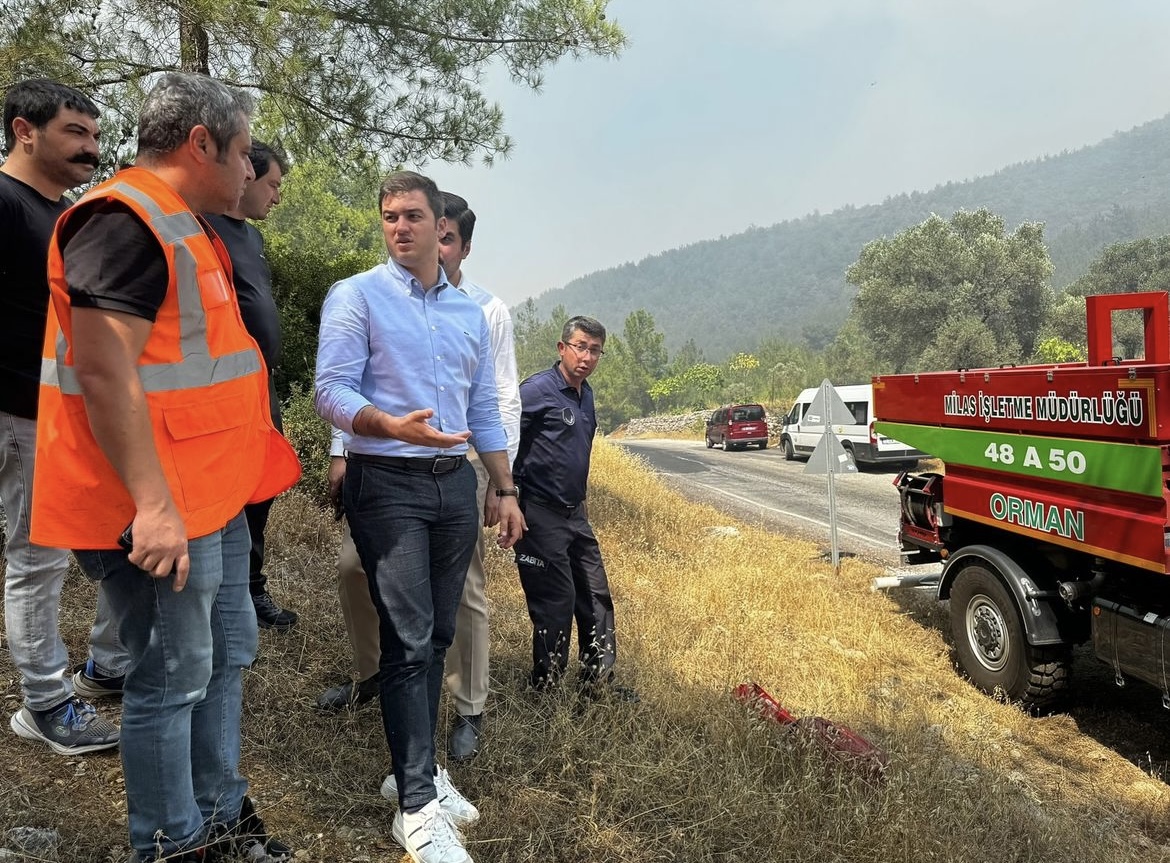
[336,454,491,715]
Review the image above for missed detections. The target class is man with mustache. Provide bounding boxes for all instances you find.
[1,78,123,755]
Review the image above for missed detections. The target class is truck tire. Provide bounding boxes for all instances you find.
[949,565,1069,708]
[783,438,795,460]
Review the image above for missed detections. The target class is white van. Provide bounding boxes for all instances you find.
[780,384,924,468]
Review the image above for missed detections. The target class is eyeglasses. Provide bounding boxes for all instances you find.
[564,341,605,359]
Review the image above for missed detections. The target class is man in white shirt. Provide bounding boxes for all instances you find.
[436,191,521,760]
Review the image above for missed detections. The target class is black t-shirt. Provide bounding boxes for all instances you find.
[203,214,281,371]
[0,172,70,419]
[63,201,169,319]
[61,202,283,428]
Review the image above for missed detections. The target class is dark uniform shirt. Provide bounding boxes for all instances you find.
[204,213,282,428]
[0,173,70,419]
[203,214,281,372]
[514,362,597,508]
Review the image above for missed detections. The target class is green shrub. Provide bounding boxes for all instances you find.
[281,383,332,507]
[268,237,382,402]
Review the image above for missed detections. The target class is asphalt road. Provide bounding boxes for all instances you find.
[615,437,908,566]
[615,436,1170,783]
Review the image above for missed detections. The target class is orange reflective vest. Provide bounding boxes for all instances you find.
[31,167,301,549]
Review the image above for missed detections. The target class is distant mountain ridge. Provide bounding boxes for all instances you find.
[529,113,1170,359]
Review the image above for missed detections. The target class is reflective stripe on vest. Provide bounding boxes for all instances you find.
[40,179,262,395]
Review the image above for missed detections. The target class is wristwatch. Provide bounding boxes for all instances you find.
[494,487,520,497]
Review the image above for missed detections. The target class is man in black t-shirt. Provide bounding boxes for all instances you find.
[0,79,122,755]
[205,142,299,631]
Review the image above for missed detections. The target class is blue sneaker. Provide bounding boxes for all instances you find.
[10,696,119,755]
[72,658,124,700]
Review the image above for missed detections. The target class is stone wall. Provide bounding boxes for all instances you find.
[621,410,711,437]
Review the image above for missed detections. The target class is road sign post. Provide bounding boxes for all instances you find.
[803,379,858,571]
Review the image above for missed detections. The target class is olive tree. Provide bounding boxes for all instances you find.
[844,209,1053,373]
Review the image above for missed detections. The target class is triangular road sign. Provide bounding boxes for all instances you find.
[806,379,856,428]
[805,429,858,475]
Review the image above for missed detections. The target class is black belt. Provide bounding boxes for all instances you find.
[349,453,466,474]
[522,489,580,515]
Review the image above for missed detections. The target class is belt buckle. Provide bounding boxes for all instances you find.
[432,456,456,474]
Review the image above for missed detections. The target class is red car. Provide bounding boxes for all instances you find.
[705,403,769,451]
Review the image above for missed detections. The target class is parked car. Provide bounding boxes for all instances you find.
[706,403,769,451]
[780,384,923,468]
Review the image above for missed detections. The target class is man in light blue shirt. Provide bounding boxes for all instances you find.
[315,170,524,863]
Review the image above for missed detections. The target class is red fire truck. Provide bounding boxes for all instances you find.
[874,292,1170,708]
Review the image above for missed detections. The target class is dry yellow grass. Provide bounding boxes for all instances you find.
[3,440,1169,862]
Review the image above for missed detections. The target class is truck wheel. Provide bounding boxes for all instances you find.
[722,437,733,452]
[842,443,857,469]
[759,440,768,450]
[705,436,714,449]
[783,438,795,460]
[949,565,1069,707]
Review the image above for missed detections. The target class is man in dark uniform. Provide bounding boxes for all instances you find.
[205,141,299,630]
[512,315,637,699]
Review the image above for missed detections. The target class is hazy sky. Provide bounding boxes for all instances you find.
[426,0,1170,307]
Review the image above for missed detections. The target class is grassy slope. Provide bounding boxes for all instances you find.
[3,441,1169,861]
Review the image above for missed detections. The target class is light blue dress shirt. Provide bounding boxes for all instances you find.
[314,258,507,458]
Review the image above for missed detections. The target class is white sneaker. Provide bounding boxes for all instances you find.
[381,766,480,829]
[392,799,473,863]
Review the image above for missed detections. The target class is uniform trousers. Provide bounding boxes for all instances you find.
[513,497,616,686]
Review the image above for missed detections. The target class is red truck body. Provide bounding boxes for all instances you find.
[873,292,1170,707]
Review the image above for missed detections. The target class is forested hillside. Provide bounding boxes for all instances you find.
[531,113,1170,359]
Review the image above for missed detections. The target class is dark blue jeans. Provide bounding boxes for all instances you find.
[344,457,477,810]
[74,512,255,859]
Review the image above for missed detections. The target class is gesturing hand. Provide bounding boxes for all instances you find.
[381,408,472,448]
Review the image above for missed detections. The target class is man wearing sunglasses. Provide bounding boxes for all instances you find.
[511,316,637,700]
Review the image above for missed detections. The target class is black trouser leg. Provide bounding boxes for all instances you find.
[244,497,274,597]
[569,505,616,679]
[514,502,575,686]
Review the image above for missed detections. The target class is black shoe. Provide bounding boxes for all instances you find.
[315,674,379,711]
[252,592,298,632]
[447,713,482,762]
[207,796,292,862]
